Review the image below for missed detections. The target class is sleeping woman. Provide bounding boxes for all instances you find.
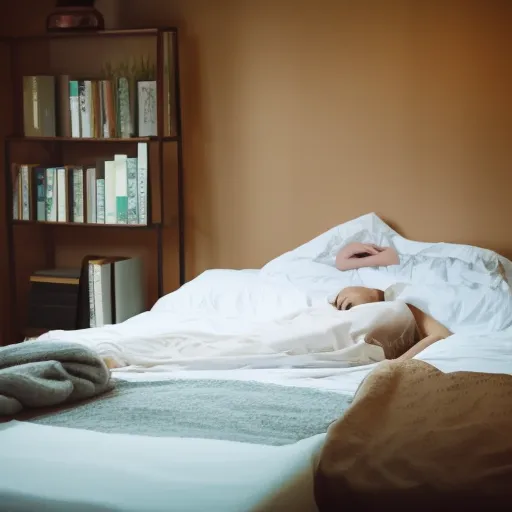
[333,242,452,362]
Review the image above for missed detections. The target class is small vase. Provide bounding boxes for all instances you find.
[46,6,105,32]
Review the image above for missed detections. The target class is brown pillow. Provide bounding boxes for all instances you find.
[315,360,512,511]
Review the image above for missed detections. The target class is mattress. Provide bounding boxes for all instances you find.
[0,367,359,512]
[3,213,512,511]
[3,331,512,512]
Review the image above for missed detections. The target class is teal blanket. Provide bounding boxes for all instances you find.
[27,378,352,445]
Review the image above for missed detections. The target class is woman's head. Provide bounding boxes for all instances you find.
[333,286,384,311]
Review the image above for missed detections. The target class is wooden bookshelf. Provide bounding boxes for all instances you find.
[4,28,184,344]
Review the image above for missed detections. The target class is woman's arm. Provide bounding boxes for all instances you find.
[336,245,399,271]
[394,334,444,362]
[395,304,452,361]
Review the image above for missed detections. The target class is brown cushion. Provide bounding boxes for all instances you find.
[315,360,512,511]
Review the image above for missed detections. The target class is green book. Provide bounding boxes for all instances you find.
[114,154,128,224]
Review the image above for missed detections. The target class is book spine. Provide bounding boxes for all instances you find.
[92,81,102,138]
[12,166,19,220]
[86,168,97,223]
[79,80,93,138]
[104,161,117,224]
[137,143,148,225]
[93,264,104,327]
[127,157,138,224]
[46,168,57,221]
[58,75,71,137]
[114,155,128,224]
[69,80,81,138]
[96,179,105,223]
[88,263,96,328]
[21,165,30,220]
[137,81,158,137]
[72,168,84,223]
[117,77,132,138]
[103,80,116,138]
[35,168,46,221]
[23,76,38,137]
[57,167,67,222]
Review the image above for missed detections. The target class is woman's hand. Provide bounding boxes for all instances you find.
[335,243,399,271]
[337,242,383,259]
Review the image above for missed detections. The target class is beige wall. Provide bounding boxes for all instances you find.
[122,0,512,274]
[2,0,512,287]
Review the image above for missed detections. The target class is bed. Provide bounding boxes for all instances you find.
[2,213,512,511]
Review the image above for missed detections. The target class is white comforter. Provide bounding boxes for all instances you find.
[39,213,512,369]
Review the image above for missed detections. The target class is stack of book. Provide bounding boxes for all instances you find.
[87,256,145,328]
[27,268,81,331]
[12,143,148,225]
[27,256,145,332]
[23,74,158,138]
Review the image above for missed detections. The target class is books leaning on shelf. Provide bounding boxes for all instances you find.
[23,74,158,138]
[87,256,145,328]
[12,143,148,225]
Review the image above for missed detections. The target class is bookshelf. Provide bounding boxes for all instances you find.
[3,28,184,343]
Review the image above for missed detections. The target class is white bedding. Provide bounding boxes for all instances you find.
[4,212,512,512]
[3,332,512,512]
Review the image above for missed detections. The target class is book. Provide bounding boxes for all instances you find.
[23,76,56,137]
[114,154,128,224]
[35,167,46,221]
[58,75,71,137]
[137,143,148,225]
[117,77,133,138]
[87,256,144,327]
[23,74,165,139]
[86,167,97,223]
[127,157,138,224]
[46,168,57,222]
[56,167,68,222]
[20,165,30,220]
[79,80,93,138]
[27,267,81,331]
[69,80,81,137]
[70,167,84,223]
[104,160,117,224]
[12,152,149,226]
[138,81,157,137]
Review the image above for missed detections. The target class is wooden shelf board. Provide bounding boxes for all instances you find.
[6,135,180,144]
[12,220,157,229]
[4,28,177,43]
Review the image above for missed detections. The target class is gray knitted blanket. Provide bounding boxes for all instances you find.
[28,378,353,445]
[0,341,112,416]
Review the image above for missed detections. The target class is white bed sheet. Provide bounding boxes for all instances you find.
[6,213,512,511]
[3,331,512,512]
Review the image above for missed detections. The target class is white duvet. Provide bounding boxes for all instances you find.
[39,213,512,369]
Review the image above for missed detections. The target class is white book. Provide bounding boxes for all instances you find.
[69,80,81,138]
[137,81,157,137]
[96,178,105,223]
[92,261,112,327]
[23,76,56,137]
[72,167,84,223]
[46,168,57,222]
[104,160,117,224]
[127,157,138,224]
[20,166,30,220]
[112,257,145,323]
[86,167,96,223]
[57,167,67,222]
[114,154,128,224]
[88,262,96,328]
[79,80,93,138]
[137,143,148,225]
